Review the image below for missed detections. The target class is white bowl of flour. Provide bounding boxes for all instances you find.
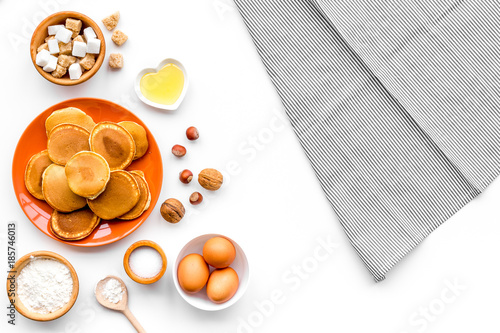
[7,251,79,321]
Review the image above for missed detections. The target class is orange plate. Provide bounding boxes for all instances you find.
[12,98,163,247]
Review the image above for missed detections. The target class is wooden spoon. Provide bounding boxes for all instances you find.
[95,275,145,332]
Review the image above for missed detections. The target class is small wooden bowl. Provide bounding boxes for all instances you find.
[123,240,167,284]
[30,11,106,86]
[6,251,79,321]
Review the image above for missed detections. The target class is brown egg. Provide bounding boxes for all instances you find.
[207,267,239,304]
[177,254,209,294]
[202,237,236,268]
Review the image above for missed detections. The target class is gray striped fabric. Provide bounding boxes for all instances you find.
[234,0,500,281]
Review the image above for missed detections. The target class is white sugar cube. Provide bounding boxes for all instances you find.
[42,55,58,72]
[47,38,59,54]
[35,49,50,67]
[55,27,72,44]
[83,27,96,41]
[48,24,64,35]
[68,63,82,80]
[86,38,101,54]
[72,41,87,57]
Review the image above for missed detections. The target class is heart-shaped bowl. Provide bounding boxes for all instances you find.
[134,58,189,111]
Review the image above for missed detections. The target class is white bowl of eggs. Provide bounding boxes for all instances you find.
[173,234,250,311]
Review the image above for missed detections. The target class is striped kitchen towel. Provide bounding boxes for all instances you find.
[234,0,500,281]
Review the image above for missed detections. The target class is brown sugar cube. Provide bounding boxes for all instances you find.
[58,55,76,68]
[79,54,95,70]
[72,35,84,45]
[66,18,82,34]
[45,35,55,43]
[111,30,128,46]
[51,65,67,78]
[102,11,120,31]
[59,42,72,55]
[37,43,49,52]
[109,53,123,69]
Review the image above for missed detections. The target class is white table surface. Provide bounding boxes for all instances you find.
[1,1,499,332]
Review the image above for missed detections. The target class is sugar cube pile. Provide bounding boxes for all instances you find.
[101,11,126,70]
[35,18,102,80]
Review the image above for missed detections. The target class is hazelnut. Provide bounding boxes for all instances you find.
[198,168,223,191]
[189,192,203,205]
[186,126,199,141]
[172,144,186,157]
[180,169,193,184]
[160,198,185,223]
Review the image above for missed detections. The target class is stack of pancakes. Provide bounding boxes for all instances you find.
[24,107,151,241]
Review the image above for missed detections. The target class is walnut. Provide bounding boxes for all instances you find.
[160,198,185,223]
[198,168,223,191]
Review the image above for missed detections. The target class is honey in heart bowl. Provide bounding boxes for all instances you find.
[134,58,188,111]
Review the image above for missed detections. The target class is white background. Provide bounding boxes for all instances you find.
[1,0,499,332]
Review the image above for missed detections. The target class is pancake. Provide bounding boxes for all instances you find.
[131,170,145,178]
[118,121,149,160]
[87,170,140,220]
[90,122,135,171]
[45,107,96,135]
[118,170,151,220]
[24,150,53,200]
[49,208,101,241]
[47,124,90,165]
[65,151,110,199]
[133,171,151,212]
[42,164,87,212]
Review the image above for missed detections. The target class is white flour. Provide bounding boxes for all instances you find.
[17,257,73,314]
[102,278,123,304]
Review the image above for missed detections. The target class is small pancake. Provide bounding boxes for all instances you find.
[87,170,140,220]
[49,208,101,241]
[118,121,149,160]
[45,107,95,135]
[90,122,135,171]
[47,124,90,165]
[130,171,150,212]
[42,164,87,212]
[131,170,145,178]
[24,150,52,200]
[65,151,110,199]
[118,171,151,220]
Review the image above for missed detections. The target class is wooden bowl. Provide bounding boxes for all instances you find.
[6,251,79,321]
[30,11,106,86]
[123,240,167,284]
